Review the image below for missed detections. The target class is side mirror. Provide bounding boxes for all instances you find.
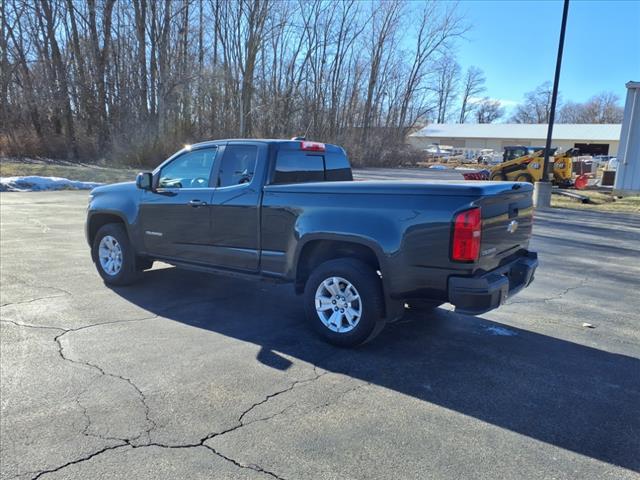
[136,172,153,191]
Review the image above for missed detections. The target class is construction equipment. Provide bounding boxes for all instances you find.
[487,146,587,188]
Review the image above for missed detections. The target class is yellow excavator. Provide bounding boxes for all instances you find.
[487,146,586,188]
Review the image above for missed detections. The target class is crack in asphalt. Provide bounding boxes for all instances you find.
[24,443,288,480]
[133,369,339,480]
[7,317,328,480]
[75,380,135,444]
[3,293,344,480]
[22,369,332,480]
[126,443,289,480]
[304,383,367,416]
[0,317,157,336]
[53,326,158,446]
[200,444,287,480]
[0,282,73,308]
[1,317,157,466]
[204,367,328,442]
[506,276,589,305]
[24,444,129,480]
[0,294,68,308]
[0,319,65,331]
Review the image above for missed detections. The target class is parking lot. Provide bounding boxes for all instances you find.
[1,189,639,479]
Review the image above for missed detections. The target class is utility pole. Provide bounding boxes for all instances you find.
[534,0,569,209]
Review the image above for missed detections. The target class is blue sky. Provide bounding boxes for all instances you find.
[454,0,640,111]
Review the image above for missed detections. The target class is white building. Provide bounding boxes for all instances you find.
[614,81,640,196]
[408,123,622,157]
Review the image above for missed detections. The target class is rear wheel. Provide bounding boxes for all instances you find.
[92,223,140,286]
[304,258,386,347]
[515,173,533,183]
[490,171,507,181]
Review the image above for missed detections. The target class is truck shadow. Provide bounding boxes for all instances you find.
[113,266,640,473]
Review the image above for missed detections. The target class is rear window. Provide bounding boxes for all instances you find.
[273,152,324,184]
[325,151,353,181]
[272,148,352,184]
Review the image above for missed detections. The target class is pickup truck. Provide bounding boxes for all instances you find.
[86,139,538,346]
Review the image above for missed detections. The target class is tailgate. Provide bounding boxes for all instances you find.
[475,185,534,271]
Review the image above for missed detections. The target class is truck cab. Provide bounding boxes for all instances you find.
[112,140,352,270]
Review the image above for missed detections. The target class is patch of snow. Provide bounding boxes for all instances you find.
[454,167,481,172]
[0,176,103,192]
[484,325,518,336]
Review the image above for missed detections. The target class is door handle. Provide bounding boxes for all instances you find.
[189,199,207,207]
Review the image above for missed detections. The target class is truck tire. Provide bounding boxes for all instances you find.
[490,171,507,181]
[91,223,140,286]
[304,258,386,347]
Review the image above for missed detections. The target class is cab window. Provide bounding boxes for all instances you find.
[217,145,258,187]
[158,148,217,189]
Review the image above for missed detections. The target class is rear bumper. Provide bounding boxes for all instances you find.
[448,251,538,315]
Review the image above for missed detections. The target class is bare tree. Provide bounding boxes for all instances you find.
[38,0,79,158]
[458,66,485,123]
[397,1,466,133]
[475,97,504,123]
[361,0,403,141]
[510,81,557,124]
[1,0,474,167]
[0,0,12,132]
[559,92,623,123]
[434,54,460,123]
[238,0,271,136]
[132,0,149,120]
[584,92,624,123]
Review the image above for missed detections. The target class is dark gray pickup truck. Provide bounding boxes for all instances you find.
[86,139,537,346]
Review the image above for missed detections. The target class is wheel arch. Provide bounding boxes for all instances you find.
[294,236,386,294]
[87,211,130,247]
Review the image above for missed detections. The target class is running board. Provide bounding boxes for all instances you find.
[161,257,286,284]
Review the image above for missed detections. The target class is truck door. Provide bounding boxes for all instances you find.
[139,147,218,263]
[208,142,266,272]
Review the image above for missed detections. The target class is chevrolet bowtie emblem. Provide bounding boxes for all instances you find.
[507,220,519,234]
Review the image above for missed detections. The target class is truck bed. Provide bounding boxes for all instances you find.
[264,180,533,197]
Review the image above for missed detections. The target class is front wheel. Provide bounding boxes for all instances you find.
[92,223,140,286]
[304,258,386,347]
[490,171,507,181]
[515,173,534,183]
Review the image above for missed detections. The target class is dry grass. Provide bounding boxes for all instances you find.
[0,157,139,184]
[552,189,640,214]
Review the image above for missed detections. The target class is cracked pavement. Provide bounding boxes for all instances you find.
[1,190,639,480]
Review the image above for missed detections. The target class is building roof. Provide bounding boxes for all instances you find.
[409,123,622,141]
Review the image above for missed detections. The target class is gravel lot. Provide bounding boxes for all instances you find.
[1,187,639,480]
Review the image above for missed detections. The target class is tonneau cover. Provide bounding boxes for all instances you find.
[264,180,533,197]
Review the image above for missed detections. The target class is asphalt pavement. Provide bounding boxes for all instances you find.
[1,185,639,480]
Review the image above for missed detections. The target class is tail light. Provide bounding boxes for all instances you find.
[301,141,325,152]
[451,207,481,262]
